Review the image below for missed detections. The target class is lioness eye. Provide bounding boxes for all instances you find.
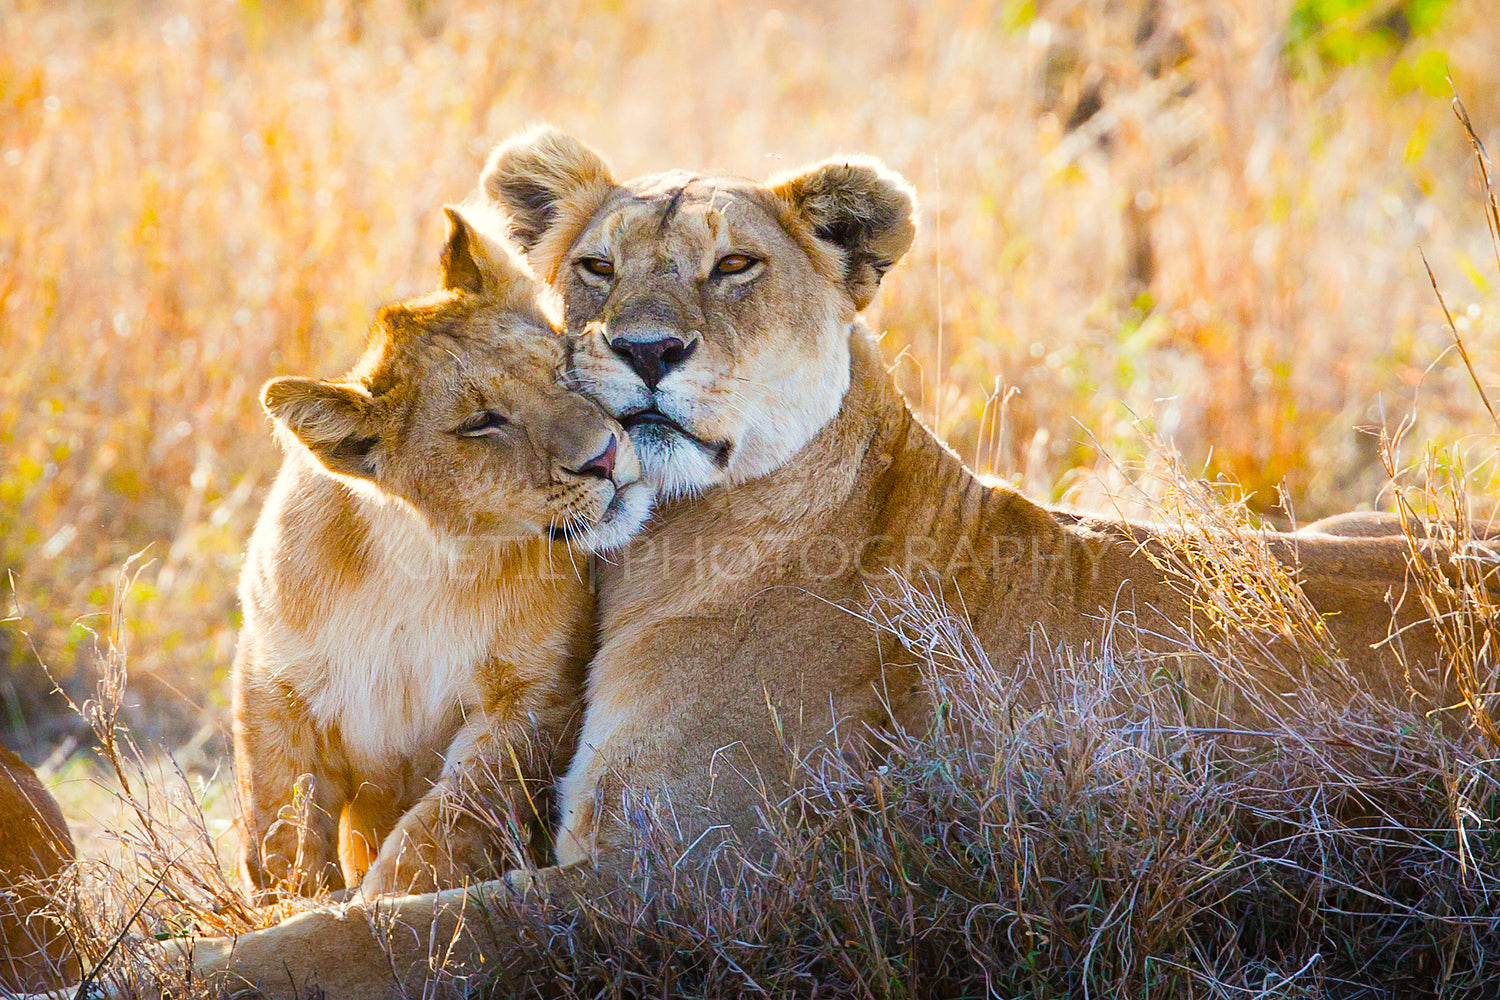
[578,257,614,278]
[714,253,758,276]
[456,410,509,437]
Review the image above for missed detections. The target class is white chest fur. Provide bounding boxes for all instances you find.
[267,503,498,774]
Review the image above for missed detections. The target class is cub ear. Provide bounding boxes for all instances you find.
[772,157,917,310]
[440,203,536,306]
[481,125,615,269]
[262,377,380,481]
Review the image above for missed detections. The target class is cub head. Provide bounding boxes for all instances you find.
[481,126,917,498]
[262,203,652,553]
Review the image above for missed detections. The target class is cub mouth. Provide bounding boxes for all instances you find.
[620,410,732,469]
[545,480,643,544]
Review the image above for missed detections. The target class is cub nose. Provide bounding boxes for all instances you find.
[608,335,697,390]
[570,434,617,481]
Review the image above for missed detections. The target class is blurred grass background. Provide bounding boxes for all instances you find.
[2,0,1498,761]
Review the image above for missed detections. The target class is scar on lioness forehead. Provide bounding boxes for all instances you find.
[656,184,690,233]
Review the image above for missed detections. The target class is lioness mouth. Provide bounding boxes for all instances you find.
[621,410,732,469]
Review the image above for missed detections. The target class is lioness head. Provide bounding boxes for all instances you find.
[262,204,652,553]
[481,127,917,498]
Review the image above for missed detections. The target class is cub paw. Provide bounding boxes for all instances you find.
[359,834,447,897]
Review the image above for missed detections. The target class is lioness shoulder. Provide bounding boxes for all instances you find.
[233,203,652,898]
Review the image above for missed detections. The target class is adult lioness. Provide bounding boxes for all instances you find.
[478,127,1496,871]
[235,202,652,900]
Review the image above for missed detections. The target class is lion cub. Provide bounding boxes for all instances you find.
[234,203,652,899]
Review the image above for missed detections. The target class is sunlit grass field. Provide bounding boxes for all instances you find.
[3,0,1498,747]
[2,1,1499,995]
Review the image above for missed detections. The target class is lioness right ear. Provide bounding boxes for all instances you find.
[481,125,615,277]
[772,157,918,311]
[262,377,380,481]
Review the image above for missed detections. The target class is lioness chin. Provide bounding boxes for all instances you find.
[233,202,652,902]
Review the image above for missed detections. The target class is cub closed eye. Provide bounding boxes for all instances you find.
[714,253,760,276]
[577,257,615,278]
[455,410,510,437]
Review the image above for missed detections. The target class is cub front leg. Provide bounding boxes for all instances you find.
[360,716,555,896]
[338,779,404,888]
[234,664,348,898]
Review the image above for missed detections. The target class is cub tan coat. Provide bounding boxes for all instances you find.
[234,205,650,899]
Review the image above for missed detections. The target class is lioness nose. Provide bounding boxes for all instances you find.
[571,434,617,481]
[608,335,696,390]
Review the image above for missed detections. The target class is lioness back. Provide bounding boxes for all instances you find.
[233,203,652,898]
[1299,510,1498,539]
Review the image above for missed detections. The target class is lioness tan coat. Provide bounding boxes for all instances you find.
[481,129,1489,871]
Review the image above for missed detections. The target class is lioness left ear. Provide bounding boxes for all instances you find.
[772,157,917,311]
[481,125,616,280]
[440,204,535,306]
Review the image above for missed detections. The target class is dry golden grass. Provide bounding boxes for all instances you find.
[1,2,1499,994]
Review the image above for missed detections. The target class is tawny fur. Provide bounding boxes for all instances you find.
[0,744,77,993]
[234,204,650,900]
[558,331,1492,867]
[1297,510,1497,539]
